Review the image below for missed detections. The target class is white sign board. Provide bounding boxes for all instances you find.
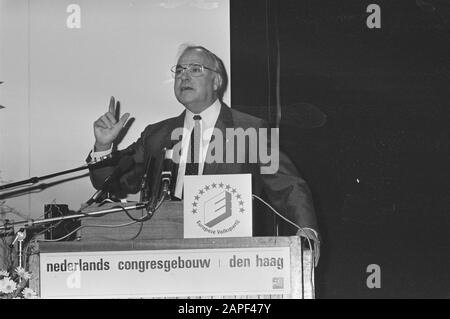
[183,174,252,238]
[39,247,291,298]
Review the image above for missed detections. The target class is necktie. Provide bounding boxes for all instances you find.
[185,115,202,176]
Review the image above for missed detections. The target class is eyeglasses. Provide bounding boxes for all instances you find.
[171,63,218,78]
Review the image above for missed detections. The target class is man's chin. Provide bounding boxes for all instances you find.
[177,90,194,99]
[177,94,198,106]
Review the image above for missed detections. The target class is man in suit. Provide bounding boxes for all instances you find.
[88,45,320,265]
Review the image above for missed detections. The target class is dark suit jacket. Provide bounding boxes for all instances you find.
[88,103,318,235]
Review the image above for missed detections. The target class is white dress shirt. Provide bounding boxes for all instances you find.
[173,99,221,199]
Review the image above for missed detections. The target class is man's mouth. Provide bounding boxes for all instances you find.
[180,87,194,92]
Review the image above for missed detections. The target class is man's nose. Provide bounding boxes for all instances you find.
[180,68,191,80]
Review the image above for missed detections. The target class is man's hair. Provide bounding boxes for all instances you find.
[178,45,228,102]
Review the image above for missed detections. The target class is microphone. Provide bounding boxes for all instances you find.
[9,228,26,248]
[140,154,153,203]
[161,148,174,196]
[87,148,136,166]
[84,156,134,207]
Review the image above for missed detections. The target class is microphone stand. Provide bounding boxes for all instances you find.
[0,149,134,192]
[9,228,26,269]
[0,202,149,232]
[0,150,151,269]
[0,202,150,268]
[0,165,91,191]
[0,162,99,268]
[1,184,172,267]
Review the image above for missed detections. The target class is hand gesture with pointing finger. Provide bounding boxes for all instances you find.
[94,96,130,152]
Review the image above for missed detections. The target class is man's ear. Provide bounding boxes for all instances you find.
[213,74,222,92]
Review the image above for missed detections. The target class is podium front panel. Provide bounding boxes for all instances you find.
[29,237,314,299]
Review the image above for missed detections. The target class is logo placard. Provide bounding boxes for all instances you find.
[183,174,252,238]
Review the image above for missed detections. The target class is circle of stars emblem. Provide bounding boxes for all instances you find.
[191,182,246,215]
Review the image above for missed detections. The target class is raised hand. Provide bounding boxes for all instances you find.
[93,96,130,151]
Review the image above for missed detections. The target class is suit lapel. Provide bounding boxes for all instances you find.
[203,103,234,175]
[156,111,185,197]
[159,110,186,149]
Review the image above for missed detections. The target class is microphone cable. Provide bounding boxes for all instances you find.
[252,194,316,297]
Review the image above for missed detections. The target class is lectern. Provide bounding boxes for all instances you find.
[28,202,314,298]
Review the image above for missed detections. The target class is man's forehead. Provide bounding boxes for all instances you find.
[177,48,212,65]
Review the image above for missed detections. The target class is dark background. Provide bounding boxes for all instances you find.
[231,0,450,298]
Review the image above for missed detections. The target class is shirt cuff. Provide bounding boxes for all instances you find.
[90,146,113,163]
